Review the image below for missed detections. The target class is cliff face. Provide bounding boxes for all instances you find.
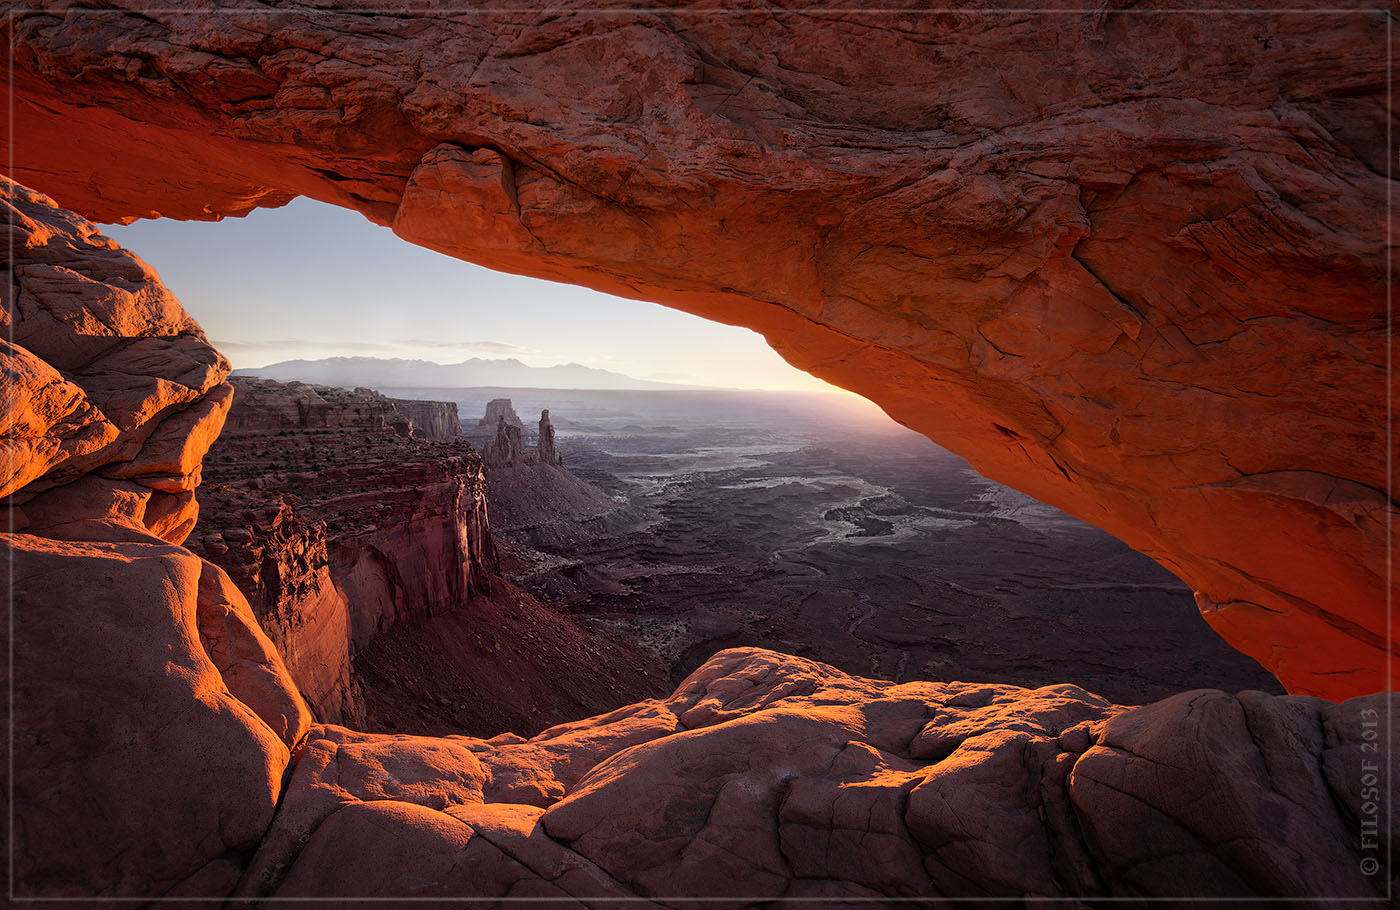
[191,376,661,733]
[3,178,314,899]
[387,397,461,441]
[3,2,1390,697]
[3,179,1392,902]
[191,378,497,723]
[196,499,359,723]
[226,376,460,440]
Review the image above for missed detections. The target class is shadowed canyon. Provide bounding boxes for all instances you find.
[2,1,1394,904]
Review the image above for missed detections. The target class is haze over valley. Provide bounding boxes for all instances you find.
[238,355,715,391]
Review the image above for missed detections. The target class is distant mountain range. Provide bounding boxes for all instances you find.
[234,356,711,391]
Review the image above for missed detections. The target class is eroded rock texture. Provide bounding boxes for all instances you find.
[225,375,461,440]
[3,182,1392,901]
[2,178,232,544]
[234,647,1393,904]
[466,398,533,446]
[3,179,313,897]
[191,375,664,733]
[483,406,563,468]
[198,378,498,669]
[390,396,462,441]
[4,1,1390,698]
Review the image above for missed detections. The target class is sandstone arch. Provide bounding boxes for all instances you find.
[4,1,1393,698]
[1,128,1391,907]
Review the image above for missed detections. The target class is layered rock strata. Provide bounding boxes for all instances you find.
[226,375,460,440]
[389,396,461,441]
[5,1,1390,698]
[188,378,488,722]
[4,177,1393,902]
[192,376,662,731]
[193,497,361,722]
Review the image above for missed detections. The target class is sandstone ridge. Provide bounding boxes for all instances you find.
[5,2,1390,697]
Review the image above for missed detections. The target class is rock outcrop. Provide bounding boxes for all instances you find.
[389,397,461,441]
[482,414,526,468]
[3,178,314,899]
[191,375,662,732]
[193,496,360,723]
[4,177,1393,901]
[192,378,497,722]
[483,405,565,469]
[476,404,651,556]
[2,178,232,546]
[467,398,531,446]
[535,408,562,466]
[236,647,1393,904]
[6,2,1389,698]
[226,376,460,440]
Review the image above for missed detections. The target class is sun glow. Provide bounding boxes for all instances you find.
[102,197,847,394]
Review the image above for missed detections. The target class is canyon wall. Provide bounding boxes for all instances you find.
[226,376,461,440]
[3,176,1392,902]
[388,397,462,441]
[191,377,496,723]
[3,1,1389,698]
[191,376,664,734]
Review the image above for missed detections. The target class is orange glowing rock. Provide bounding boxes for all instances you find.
[4,6,1389,698]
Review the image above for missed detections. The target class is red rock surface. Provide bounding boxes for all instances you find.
[236,647,1393,903]
[191,376,665,732]
[3,183,1391,900]
[4,3,1389,698]
[2,179,232,546]
[3,180,313,898]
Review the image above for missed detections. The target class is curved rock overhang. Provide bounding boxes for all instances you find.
[5,1,1393,698]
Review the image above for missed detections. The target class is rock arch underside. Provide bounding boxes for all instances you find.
[2,0,1396,902]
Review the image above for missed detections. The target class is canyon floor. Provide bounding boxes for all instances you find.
[397,387,1282,706]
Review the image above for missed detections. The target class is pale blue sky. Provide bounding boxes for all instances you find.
[101,197,836,392]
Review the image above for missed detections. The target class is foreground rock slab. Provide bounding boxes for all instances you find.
[236,648,1393,905]
[4,2,1393,697]
[8,531,310,898]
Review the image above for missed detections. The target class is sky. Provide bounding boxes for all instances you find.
[101,197,840,392]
